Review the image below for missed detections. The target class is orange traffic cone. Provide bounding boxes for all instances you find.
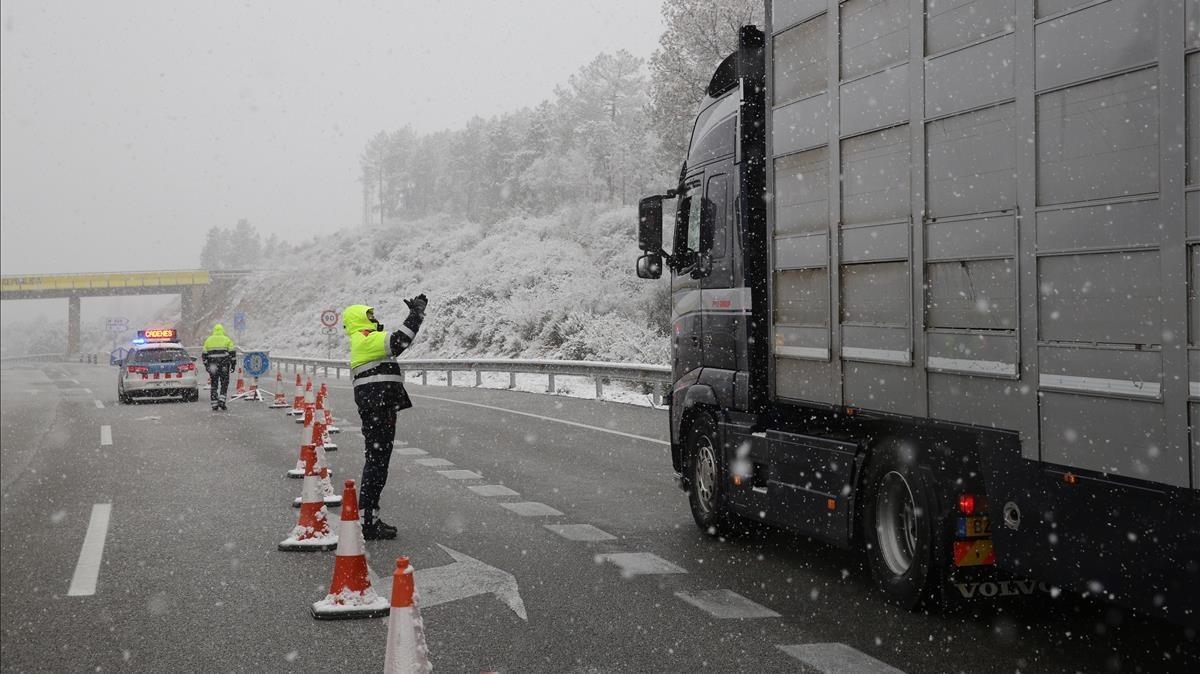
[295,378,315,423]
[311,480,390,619]
[383,557,432,672]
[235,367,246,396]
[278,444,338,551]
[321,383,341,434]
[270,369,289,408]
[316,390,337,451]
[294,413,341,508]
[287,406,318,478]
[290,373,305,416]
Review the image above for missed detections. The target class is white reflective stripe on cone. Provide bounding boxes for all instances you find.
[337,518,364,556]
[384,608,431,673]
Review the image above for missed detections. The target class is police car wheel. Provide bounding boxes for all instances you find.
[861,439,945,609]
[118,393,132,405]
[183,389,199,402]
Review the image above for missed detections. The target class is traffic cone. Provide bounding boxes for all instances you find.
[294,414,341,507]
[278,444,339,551]
[316,389,337,451]
[287,406,318,478]
[320,383,341,434]
[311,480,390,619]
[295,378,315,423]
[270,369,289,408]
[383,557,432,672]
[290,373,305,416]
[235,367,246,396]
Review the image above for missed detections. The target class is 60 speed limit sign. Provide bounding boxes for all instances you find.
[320,309,338,328]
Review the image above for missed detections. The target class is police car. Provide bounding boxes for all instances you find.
[117,329,200,404]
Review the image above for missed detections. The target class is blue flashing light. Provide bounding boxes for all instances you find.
[132,338,146,345]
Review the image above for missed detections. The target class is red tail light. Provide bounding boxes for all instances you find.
[127,366,148,374]
[179,362,195,372]
[958,493,977,515]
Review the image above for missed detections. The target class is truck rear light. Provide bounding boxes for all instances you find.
[958,493,977,515]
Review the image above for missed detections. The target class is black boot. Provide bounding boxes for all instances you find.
[362,514,397,540]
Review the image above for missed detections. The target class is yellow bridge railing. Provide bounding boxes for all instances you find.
[0,270,211,294]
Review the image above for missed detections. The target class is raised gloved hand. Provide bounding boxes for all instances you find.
[404,293,428,315]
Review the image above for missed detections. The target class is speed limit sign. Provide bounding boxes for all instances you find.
[320,309,338,328]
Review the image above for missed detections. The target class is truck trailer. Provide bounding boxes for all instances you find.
[636,0,1200,627]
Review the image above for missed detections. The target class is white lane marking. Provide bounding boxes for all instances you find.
[437,469,483,480]
[468,484,520,498]
[544,523,616,541]
[777,644,905,674]
[68,504,113,597]
[100,425,112,446]
[598,552,686,577]
[94,400,104,409]
[393,447,429,456]
[499,501,564,517]
[414,457,454,467]
[82,388,92,394]
[675,589,781,619]
[70,379,80,384]
[411,394,669,446]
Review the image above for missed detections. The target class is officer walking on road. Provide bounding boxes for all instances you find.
[202,323,237,411]
[344,296,427,540]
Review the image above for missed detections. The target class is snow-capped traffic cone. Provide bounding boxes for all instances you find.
[235,367,246,396]
[311,480,390,619]
[269,369,289,408]
[383,557,432,672]
[278,444,339,551]
[295,378,315,423]
[290,373,305,416]
[320,383,341,434]
[294,415,341,508]
[287,406,317,478]
[316,390,337,451]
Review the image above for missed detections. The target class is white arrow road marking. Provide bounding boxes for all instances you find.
[99,425,112,446]
[408,544,528,621]
[777,643,905,674]
[68,504,112,596]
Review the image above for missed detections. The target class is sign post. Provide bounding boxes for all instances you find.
[240,351,269,401]
[320,309,339,359]
[233,311,247,342]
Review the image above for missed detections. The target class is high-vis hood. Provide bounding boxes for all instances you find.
[212,324,226,336]
[343,304,376,337]
[204,323,235,352]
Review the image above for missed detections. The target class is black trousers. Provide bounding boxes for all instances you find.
[359,405,397,518]
[209,366,230,404]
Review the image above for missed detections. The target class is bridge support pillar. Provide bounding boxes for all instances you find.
[67,295,81,355]
[179,286,202,344]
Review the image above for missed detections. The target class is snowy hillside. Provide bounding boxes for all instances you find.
[206,204,671,365]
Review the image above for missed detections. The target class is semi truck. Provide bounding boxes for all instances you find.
[636,0,1200,627]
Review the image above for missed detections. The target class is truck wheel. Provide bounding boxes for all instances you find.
[686,414,734,536]
[862,440,944,608]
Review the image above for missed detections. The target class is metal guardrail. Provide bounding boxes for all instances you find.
[0,352,69,363]
[269,355,671,403]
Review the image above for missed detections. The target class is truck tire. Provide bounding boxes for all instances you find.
[861,439,945,609]
[686,413,735,536]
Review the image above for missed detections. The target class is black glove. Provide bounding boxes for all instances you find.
[404,293,428,315]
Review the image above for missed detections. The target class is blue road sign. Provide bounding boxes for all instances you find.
[243,351,269,377]
[233,311,247,333]
[109,347,129,366]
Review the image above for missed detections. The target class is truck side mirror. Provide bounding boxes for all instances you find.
[638,195,663,252]
[637,253,663,279]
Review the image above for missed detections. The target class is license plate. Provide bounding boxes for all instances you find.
[957,516,990,538]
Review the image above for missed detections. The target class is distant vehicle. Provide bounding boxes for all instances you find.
[636,1,1199,627]
[117,329,199,404]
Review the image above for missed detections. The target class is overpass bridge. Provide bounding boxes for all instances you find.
[0,269,251,354]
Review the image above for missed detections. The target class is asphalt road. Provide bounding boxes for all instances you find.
[1,361,1197,673]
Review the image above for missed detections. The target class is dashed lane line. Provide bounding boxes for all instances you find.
[499,501,564,517]
[598,552,686,577]
[393,447,428,456]
[410,394,669,446]
[468,484,520,498]
[67,504,112,597]
[675,589,781,619]
[94,400,104,409]
[437,469,483,480]
[415,457,454,467]
[776,643,905,674]
[100,425,112,446]
[543,523,616,541]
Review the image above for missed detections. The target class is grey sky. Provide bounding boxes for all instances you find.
[0,0,664,277]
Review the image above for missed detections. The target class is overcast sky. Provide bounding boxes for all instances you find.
[0,0,664,278]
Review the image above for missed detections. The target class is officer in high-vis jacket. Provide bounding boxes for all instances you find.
[343,296,427,540]
[202,323,237,411]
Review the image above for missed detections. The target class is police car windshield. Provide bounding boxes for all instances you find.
[127,347,189,364]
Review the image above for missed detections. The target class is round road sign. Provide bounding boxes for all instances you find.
[320,309,338,328]
[243,351,270,377]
